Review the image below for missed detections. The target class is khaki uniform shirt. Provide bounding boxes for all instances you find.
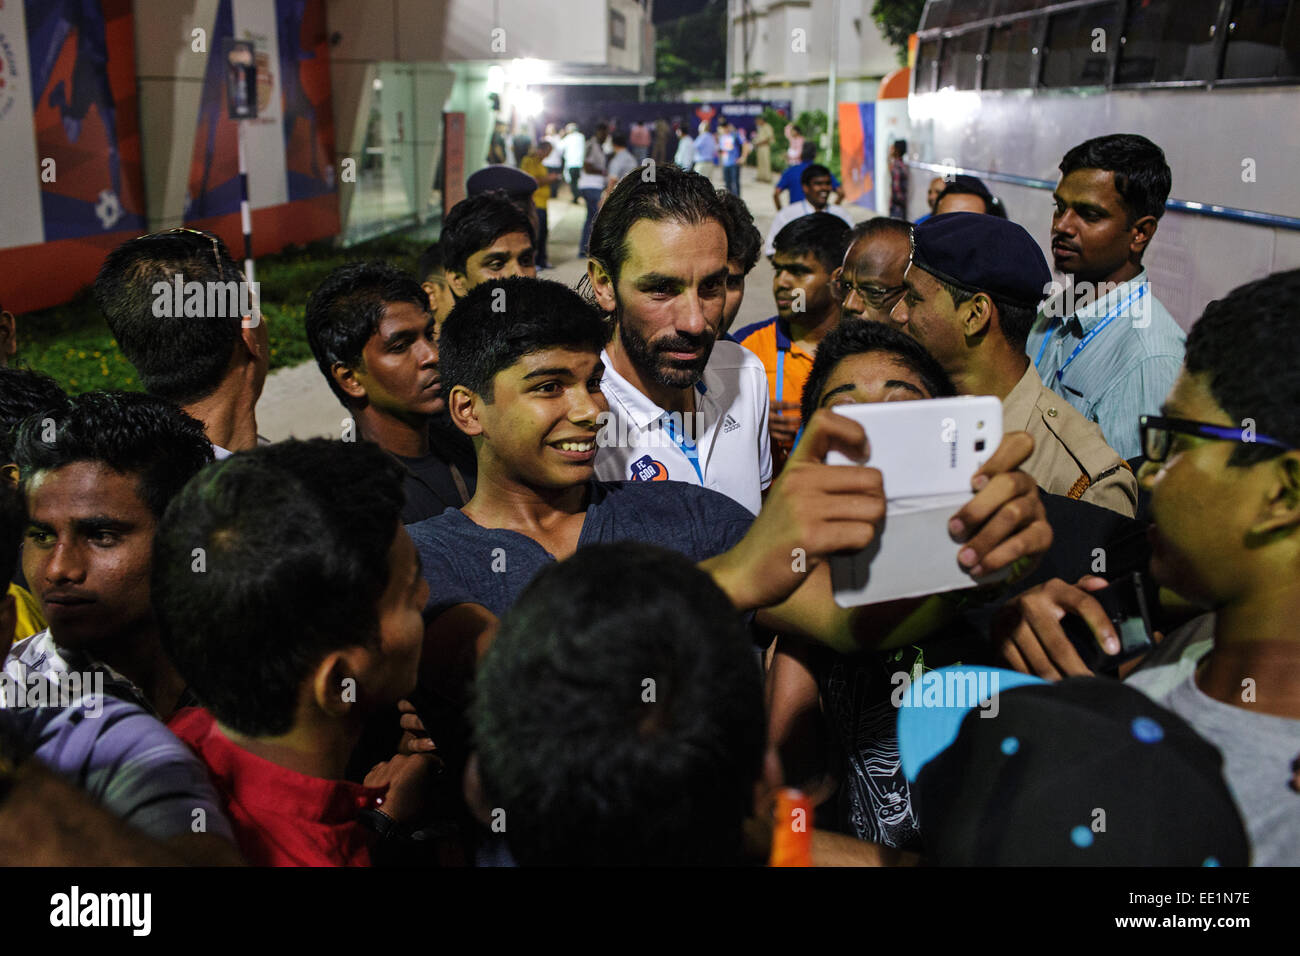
[1002,364,1137,517]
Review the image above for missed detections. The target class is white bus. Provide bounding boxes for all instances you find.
[904,0,1300,328]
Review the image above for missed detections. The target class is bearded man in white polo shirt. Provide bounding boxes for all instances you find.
[585,163,772,514]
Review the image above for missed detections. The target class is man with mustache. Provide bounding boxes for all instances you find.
[4,392,214,720]
[1026,134,1185,461]
[736,213,852,466]
[306,261,475,521]
[836,217,911,324]
[587,164,773,514]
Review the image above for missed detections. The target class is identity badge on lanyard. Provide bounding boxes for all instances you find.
[1035,285,1148,385]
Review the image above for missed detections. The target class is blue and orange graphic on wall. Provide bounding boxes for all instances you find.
[837,101,875,210]
[26,0,145,238]
[187,0,336,221]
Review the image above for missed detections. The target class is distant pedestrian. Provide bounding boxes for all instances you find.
[774,145,843,208]
[753,117,774,183]
[487,121,508,165]
[717,119,744,197]
[785,123,805,166]
[764,163,854,257]
[519,140,555,269]
[651,117,673,166]
[889,139,909,219]
[561,122,586,204]
[577,123,610,256]
[674,123,696,170]
[542,123,565,200]
[694,122,717,182]
[606,131,638,186]
[629,121,651,163]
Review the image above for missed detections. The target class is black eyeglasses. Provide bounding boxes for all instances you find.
[832,277,906,309]
[1139,415,1293,463]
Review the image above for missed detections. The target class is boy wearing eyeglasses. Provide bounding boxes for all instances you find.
[994,269,1300,865]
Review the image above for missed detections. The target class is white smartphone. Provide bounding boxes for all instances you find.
[824,396,1003,499]
[824,396,1007,607]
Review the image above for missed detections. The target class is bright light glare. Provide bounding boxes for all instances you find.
[509,58,548,86]
[513,89,545,120]
[909,89,981,123]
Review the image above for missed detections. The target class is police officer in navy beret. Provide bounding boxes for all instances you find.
[891,213,1137,515]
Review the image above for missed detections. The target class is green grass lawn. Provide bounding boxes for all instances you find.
[17,234,427,394]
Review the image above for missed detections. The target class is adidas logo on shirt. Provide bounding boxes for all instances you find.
[723,414,741,433]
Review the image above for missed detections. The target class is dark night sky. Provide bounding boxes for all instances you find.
[653,0,714,25]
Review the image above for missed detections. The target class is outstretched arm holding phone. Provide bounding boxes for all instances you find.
[706,420,1053,654]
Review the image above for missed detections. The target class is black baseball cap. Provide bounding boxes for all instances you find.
[899,666,1250,866]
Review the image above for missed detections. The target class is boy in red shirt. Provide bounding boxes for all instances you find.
[156,440,432,866]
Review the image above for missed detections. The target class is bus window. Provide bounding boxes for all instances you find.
[1042,2,1119,87]
[920,0,953,31]
[938,28,986,89]
[1222,0,1300,79]
[985,17,1041,90]
[1116,0,1222,84]
[916,38,941,93]
[926,0,994,29]
[990,0,1044,14]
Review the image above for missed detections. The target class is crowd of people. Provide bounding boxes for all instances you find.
[0,127,1295,868]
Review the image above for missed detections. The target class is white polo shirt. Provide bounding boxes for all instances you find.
[764,200,855,257]
[595,339,773,515]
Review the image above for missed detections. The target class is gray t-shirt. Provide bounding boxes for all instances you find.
[1126,614,1300,866]
[607,149,639,183]
[407,479,754,619]
[3,692,234,843]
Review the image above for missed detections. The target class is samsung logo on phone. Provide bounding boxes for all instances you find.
[941,417,958,468]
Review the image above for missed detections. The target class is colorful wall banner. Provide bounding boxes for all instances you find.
[837,101,876,210]
[0,0,145,250]
[0,0,339,314]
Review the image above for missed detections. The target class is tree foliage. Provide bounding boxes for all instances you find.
[647,0,726,98]
[872,0,927,66]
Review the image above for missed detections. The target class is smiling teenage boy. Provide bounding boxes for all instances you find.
[409,276,1054,662]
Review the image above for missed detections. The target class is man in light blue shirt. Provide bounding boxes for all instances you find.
[1026,134,1185,461]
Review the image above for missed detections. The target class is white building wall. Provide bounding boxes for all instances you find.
[729,0,897,102]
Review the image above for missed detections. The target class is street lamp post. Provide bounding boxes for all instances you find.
[825,0,838,172]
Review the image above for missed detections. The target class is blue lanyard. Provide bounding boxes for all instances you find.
[661,412,703,484]
[1035,285,1147,384]
[775,347,786,405]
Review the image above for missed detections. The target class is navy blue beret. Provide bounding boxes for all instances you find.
[466,165,539,200]
[911,212,1051,309]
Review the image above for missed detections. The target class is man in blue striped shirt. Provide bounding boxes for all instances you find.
[1026,134,1185,461]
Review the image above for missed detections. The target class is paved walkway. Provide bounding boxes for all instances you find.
[257,164,873,441]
